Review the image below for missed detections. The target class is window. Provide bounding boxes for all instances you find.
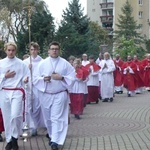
[102,0,107,3]
[139,11,143,18]
[139,0,143,5]
[107,0,113,2]
[93,0,95,5]
[92,9,95,12]
[108,10,113,15]
[139,24,143,32]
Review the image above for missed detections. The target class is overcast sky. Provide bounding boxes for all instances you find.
[43,0,87,25]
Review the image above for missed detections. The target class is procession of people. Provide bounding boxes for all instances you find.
[0,41,150,150]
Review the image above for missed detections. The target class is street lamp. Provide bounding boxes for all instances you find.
[100,44,108,54]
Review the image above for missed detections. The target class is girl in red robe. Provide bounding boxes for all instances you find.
[69,59,89,119]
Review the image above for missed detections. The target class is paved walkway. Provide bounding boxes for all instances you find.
[0,90,150,150]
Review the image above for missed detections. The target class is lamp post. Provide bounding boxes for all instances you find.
[100,44,108,55]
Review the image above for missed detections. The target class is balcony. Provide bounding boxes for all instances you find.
[100,2,113,9]
[100,15,113,23]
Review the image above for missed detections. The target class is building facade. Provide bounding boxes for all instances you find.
[87,0,150,38]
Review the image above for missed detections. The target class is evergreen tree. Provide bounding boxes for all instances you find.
[114,0,145,59]
[62,0,89,35]
[145,39,150,53]
[55,0,89,59]
[114,0,141,42]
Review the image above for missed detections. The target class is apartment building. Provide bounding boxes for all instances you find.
[87,0,150,38]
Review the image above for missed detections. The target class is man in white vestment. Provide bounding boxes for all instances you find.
[99,52,116,102]
[23,42,45,136]
[0,42,29,150]
[81,53,89,66]
[33,41,75,150]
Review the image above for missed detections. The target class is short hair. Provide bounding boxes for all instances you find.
[82,53,87,57]
[89,55,95,60]
[49,41,60,49]
[68,55,76,61]
[4,42,17,51]
[29,42,40,50]
[73,58,81,66]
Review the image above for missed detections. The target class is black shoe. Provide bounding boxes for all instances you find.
[102,98,108,102]
[50,142,58,150]
[74,114,80,119]
[96,100,99,104]
[46,133,51,141]
[31,129,37,136]
[46,133,49,139]
[12,137,19,150]
[87,102,91,104]
[5,141,12,150]
[115,91,119,94]
[128,93,131,97]
[99,95,102,100]
[136,92,141,94]
[0,134,3,142]
[109,97,113,102]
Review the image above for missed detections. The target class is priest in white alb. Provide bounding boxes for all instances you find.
[99,52,116,102]
[33,41,75,150]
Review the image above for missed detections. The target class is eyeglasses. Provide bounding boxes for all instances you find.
[30,49,38,51]
[49,48,59,51]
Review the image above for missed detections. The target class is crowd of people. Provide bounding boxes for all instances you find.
[0,41,150,150]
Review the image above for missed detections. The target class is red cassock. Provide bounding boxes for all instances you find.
[70,93,84,115]
[141,59,150,87]
[133,60,144,88]
[113,59,124,86]
[122,61,137,91]
[0,109,4,132]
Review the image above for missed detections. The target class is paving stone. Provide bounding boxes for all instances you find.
[0,91,150,149]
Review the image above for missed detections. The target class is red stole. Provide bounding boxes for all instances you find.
[76,66,89,80]
[84,63,100,72]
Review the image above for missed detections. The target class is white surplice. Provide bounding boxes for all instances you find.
[99,59,116,99]
[87,65,99,87]
[33,56,75,145]
[81,60,89,66]
[0,57,30,142]
[23,55,45,129]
